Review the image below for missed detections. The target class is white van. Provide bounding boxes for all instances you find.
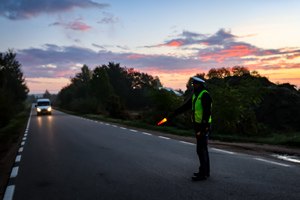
[35,98,52,115]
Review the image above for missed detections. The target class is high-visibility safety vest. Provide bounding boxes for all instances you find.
[192,90,212,123]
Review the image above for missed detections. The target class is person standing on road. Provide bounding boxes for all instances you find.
[168,77,212,181]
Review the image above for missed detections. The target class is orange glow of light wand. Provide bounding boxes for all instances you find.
[157,118,167,125]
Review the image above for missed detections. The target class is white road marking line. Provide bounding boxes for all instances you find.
[211,148,236,154]
[18,147,23,153]
[10,167,19,178]
[120,127,127,130]
[180,141,195,145]
[142,132,152,136]
[3,185,15,200]
[21,141,25,146]
[112,125,118,127]
[26,109,32,130]
[105,123,110,125]
[15,155,21,162]
[25,130,28,134]
[158,136,170,140]
[254,158,291,167]
[22,137,26,141]
[129,129,138,132]
[24,133,27,137]
[272,154,300,164]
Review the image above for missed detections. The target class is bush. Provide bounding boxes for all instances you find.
[106,94,130,120]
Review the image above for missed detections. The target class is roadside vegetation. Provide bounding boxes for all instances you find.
[0,104,31,156]
[0,50,29,157]
[54,63,300,147]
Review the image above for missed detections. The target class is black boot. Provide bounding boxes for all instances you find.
[192,175,207,181]
[194,172,210,177]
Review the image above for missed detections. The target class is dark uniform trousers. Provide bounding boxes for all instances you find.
[195,123,210,176]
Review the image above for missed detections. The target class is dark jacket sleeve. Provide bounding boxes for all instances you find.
[201,92,212,123]
[169,97,192,118]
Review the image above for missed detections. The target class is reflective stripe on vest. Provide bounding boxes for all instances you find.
[191,90,212,123]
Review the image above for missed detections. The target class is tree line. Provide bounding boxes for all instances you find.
[58,63,300,137]
[0,50,29,128]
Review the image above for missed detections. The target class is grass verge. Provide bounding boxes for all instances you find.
[0,104,31,156]
[209,133,300,147]
[0,103,31,199]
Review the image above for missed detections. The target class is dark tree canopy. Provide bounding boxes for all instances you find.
[0,49,29,127]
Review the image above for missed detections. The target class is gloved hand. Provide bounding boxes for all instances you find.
[201,122,209,132]
[197,122,209,136]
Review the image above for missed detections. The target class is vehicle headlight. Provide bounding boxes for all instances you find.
[37,108,41,112]
[47,107,52,112]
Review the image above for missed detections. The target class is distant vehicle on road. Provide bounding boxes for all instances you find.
[35,98,52,115]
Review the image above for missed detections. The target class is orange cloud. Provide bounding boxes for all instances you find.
[158,40,183,47]
[202,42,210,45]
[279,48,297,53]
[168,40,183,47]
[287,54,300,60]
[201,45,258,63]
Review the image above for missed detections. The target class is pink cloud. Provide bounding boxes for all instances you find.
[126,54,151,59]
[142,67,200,75]
[287,54,300,60]
[68,21,92,31]
[279,48,298,53]
[201,45,258,63]
[49,19,92,31]
[158,40,184,47]
[55,70,74,77]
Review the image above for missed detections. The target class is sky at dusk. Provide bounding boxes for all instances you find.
[1,0,300,94]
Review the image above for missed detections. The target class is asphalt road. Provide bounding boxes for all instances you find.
[5,106,300,200]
